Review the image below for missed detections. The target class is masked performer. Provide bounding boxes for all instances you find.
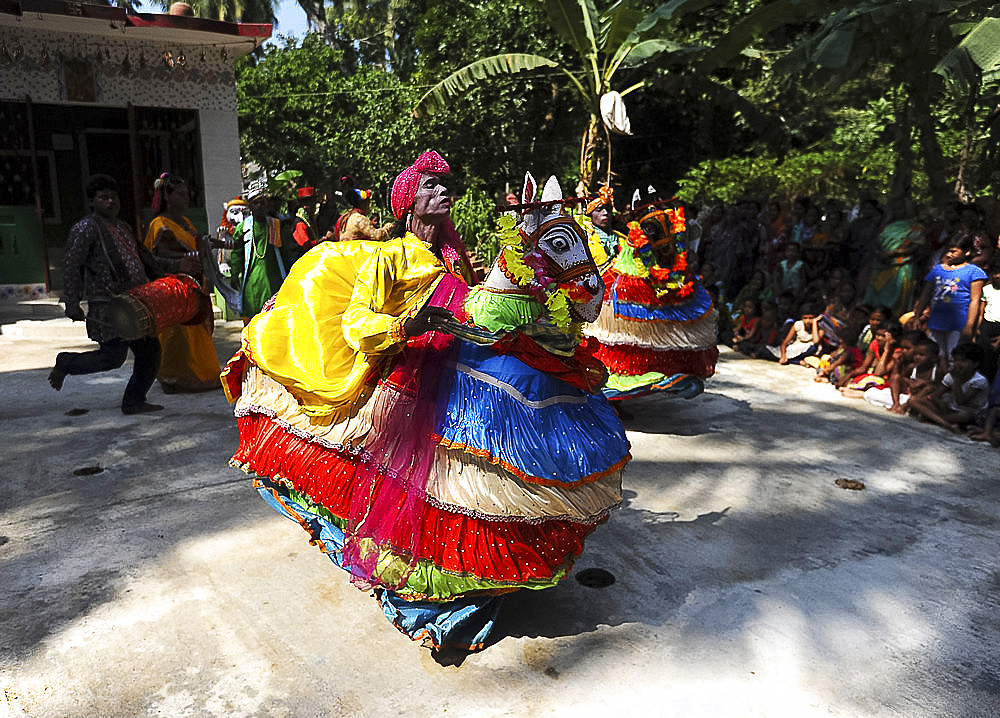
[577,185,624,266]
[223,152,628,655]
[584,186,719,401]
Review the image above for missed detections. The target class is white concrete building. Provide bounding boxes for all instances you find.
[0,0,270,298]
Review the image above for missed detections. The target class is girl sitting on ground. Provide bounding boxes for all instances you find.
[968,370,1000,446]
[865,334,938,413]
[732,299,761,355]
[840,321,902,397]
[814,321,864,386]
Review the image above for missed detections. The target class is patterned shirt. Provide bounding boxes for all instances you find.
[62,214,151,342]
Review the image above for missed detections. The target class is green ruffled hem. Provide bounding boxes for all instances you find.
[284,486,573,601]
[605,371,665,392]
[611,244,650,278]
[464,286,543,333]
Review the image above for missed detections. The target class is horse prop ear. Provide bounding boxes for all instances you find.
[521,171,536,206]
[540,176,564,222]
[521,171,538,237]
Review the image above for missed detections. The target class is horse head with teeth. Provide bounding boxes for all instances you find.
[483,172,605,324]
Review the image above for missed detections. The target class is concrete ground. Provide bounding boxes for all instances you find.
[1,305,999,718]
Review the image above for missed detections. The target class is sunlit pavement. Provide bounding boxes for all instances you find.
[2,316,998,717]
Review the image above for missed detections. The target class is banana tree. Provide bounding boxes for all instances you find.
[414,0,859,194]
[415,0,725,193]
[773,0,998,204]
[933,13,1000,196]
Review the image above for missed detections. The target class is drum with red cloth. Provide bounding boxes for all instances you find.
[107,274,207,341]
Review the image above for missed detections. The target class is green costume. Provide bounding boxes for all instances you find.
[230,216,294,318]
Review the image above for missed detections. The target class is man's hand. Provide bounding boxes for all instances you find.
[65,303,85,322]
[404,306,453,337]
[179,253,201,275]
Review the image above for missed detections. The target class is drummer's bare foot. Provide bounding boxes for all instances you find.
[48,366,66,391]
[122,402,164,415]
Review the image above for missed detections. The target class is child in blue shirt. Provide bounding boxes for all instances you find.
[913,238,987,370]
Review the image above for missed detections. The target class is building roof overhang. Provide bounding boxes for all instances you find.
[0,0,271,56]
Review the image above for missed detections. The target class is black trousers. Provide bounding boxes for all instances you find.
[55,337,161,412]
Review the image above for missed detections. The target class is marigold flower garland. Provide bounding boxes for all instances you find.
[625,220,695,300]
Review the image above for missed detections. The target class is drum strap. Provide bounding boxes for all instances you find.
[91,215,138,294]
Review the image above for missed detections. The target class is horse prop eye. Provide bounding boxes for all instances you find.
[548,236,569,253]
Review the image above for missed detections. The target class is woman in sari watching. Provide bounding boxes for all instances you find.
[143,172,221,393]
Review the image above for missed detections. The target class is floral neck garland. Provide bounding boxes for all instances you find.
[494,214,586,334]
[625,221,695,299]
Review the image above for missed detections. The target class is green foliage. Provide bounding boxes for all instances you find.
[676,97,904,205]
[449,186,505,265]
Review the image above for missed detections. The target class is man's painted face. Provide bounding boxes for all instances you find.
[167,183,190,212]
[591,206,610,228]
[226,204,249,227]
[411,172,450,222]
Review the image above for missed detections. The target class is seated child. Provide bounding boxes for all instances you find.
[730,270,770,323]
[732,299,761,355]
[817,281,858,351]
[814,321,864,386]
[865,334,938,412]
[840,321,901,397]
[857,305,890,355]
[968,369,1000,446]
[768,302,825,365]
[752,304,783,360]
[907,342,991,433]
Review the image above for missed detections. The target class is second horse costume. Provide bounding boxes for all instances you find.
[584,187,719,401]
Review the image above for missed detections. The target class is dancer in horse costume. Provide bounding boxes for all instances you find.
[585,186,719,401]
[222,151,629,654]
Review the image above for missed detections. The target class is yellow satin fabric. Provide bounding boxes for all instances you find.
[143,215,221,389]
[144,215,197,251]
[242,236,445,419]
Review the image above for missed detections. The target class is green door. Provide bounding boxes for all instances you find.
[0,206,46,284]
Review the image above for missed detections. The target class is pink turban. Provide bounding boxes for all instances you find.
[390,150,450,219]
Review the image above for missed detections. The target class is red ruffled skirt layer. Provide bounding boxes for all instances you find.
[604,272,691,305]
[233,413,600,583]
[595,342,719,378]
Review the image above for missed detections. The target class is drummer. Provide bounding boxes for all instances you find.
[49,174,184,414]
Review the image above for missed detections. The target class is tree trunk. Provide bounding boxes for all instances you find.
[577,115,600,196]
[297,0,327,34]
[954,90,980,203]
[890,87,914,200]
[910,84,949,205]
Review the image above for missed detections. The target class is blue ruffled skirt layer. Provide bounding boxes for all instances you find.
[438,342,629,484]
[610,282,713,322]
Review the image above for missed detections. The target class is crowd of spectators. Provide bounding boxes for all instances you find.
[686,194,1000,447]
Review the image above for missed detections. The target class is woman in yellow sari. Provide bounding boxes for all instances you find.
[143,173,221,392]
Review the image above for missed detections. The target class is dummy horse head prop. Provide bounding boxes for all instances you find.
[484,172,605,324]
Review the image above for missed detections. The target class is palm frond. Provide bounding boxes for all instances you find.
[935,17,1000,91]
[413,54,560,117]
